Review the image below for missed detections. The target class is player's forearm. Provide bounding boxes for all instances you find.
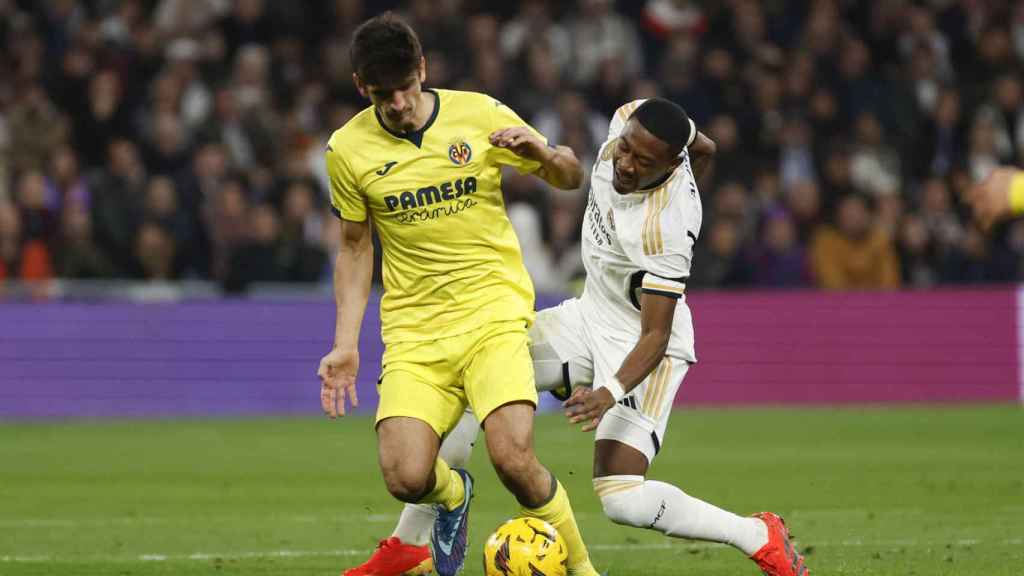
[614,330,671,393]
[332,240,373,350]
[688,131,715,184]
[537,145,583,190]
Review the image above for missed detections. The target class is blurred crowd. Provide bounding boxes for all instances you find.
[2,0,1024,294]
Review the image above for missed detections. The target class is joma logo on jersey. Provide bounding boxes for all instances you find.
[384,176,478,212]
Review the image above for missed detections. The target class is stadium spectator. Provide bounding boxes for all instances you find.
[144,176,193,259]
[134,221,177,280]
[689,219,747,288]
[89,139,147,274]
[44,146,90,212]
[7,84,68,175]
[223,202,280,292]
[0,200,52,281]
[205,175,250,281]
[55,204,115,279]
[569,0,644,86]
[811,193,901,290]
[749,207,809,288]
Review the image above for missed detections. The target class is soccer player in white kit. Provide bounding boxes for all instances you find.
[344,99,809,576]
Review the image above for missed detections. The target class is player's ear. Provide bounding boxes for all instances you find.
[417,56,426,84]
[352,73,367,98]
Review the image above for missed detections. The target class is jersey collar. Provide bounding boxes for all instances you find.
[374,88,440,148]
[617,170,676,204]
[639,169,675,192]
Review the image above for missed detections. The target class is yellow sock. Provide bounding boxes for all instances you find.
[520,478,598,576]
[421,458,465,511]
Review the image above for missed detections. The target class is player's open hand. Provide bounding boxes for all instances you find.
[966,167,1016,231]
[317,346,359,419]
[489,127,549,162]
[563,386,615,432]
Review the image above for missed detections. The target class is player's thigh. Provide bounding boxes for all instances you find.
[463,322,538,426]
[594,356,689,473]
[530,301,595,395]
[376,351,466,445]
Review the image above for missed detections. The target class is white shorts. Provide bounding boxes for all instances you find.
[529,298,690,463]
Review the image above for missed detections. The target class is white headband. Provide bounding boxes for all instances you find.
[677,118,697,158]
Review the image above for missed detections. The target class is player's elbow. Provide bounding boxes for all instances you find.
[703,137,717,157]
[691,132,716,157]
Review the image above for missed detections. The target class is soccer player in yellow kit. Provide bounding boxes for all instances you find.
[317,13,600,576]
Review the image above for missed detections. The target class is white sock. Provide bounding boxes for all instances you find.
[391,411,480,545]
[594,475,768,556]
[391,504,435,546]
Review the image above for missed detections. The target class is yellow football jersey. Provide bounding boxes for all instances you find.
[326,89,546,344]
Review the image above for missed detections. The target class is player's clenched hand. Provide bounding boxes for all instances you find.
[317,346,359,419]
[489,127,550,162]
[563,386,616,432]
[966,167,1016,231]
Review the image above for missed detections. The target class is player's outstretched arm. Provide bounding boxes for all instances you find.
[318,217,373,419]
[564,291,677,431]
[966,166,1024,230]
[489,127,583,190]
[687,130,716,185]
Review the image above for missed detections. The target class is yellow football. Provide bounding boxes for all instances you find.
[483,517,568,576]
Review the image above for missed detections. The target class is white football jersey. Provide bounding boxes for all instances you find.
[579,100,703,362]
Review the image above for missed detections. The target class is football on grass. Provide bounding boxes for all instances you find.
[483,517,568,576]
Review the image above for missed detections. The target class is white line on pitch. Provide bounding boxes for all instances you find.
[10,506,1023,529]
[0,514,394,528]
[4,539,1023,564]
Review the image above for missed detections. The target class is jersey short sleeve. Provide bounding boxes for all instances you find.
[489,100,549,174]
[325,142,367,222]
[631,165,701,298]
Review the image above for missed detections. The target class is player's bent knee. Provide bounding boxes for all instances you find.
[594,476,647,527]
[380,465,433,503]
[491,449,536,484]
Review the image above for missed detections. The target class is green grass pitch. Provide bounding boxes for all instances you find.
[2,406,1022,575]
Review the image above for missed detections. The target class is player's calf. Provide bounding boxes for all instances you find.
[483,404,557,506]
[489,447,552,507]
[593,475,769,556]
[484,402,600,576]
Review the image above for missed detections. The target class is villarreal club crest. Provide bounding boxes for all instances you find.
[449,138,473,166]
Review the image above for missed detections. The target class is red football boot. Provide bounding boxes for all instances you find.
[749,512,809,576]
[344,537,432,576]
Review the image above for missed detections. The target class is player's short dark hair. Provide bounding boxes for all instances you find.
[630,98,694,158]
[350,12,423,88]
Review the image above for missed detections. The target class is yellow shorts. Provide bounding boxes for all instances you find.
[376,320,537,437]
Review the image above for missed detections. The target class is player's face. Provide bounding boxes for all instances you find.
[612,119,681,194]
[355,59,427,132]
